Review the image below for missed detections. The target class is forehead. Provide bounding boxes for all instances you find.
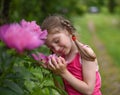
[45,32,60,44]
[45,27,70,45]
[45,31,66,46]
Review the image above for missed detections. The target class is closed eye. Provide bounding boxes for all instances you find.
[54,39,59,43]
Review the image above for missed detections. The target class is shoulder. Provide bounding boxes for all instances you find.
[82,44,96,59]
[77,41,95,55]
[82,45,95,55]
[76,41,96,60]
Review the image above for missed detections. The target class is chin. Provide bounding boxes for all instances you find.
[62,51,69,56]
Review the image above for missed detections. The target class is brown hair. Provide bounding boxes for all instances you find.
[41,14,96,61]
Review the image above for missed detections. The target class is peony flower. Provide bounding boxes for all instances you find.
[32,53,57,64]
[0,24,9,40]
[0,20,47,53]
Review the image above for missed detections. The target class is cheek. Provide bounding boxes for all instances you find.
[62,38,72,48]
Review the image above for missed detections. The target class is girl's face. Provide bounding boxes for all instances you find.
[45,28,75,56]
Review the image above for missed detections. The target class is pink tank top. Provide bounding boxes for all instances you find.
[63,53,102,95]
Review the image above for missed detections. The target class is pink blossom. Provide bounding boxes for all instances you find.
[0,24,9,40]
[32,53,57,64]
[0,20,47,53]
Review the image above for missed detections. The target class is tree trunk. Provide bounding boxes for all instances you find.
[108,0,116,13]
[0,0,11,25]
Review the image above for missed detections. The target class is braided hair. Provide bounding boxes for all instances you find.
[41,14,75,34]
[41,14,96,61]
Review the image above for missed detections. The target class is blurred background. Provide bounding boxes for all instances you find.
[0,0,120,95]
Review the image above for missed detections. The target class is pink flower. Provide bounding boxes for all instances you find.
[0,20,47,53]
[0,24,9,40]
[32,53,57,64]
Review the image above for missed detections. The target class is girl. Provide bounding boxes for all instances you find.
[41,15,102,95]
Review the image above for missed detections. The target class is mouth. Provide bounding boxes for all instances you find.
[58,48,65,55]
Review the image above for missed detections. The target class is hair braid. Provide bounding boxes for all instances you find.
[74,40,96,61]
[60,19,76,34]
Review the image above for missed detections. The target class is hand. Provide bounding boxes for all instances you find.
[47,56,67,75]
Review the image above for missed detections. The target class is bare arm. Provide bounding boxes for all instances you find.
[60,59,97,95]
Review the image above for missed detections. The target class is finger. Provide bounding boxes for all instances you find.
[51,56,59,68]
[47,64,52,70]
[59,57,67,64]
[48,59,56,70]
[41,64,47,68]
[56,57,62,65]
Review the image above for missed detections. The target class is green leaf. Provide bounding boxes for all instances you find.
[43,85,67,95]
[3,80,24,95]
[0,87,17,95]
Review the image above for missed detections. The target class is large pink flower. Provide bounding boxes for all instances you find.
[0,20,47,53]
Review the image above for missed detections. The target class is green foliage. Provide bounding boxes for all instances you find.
[92,14,120,65]
[0,42,29,95]
[9,0,43,22]
[0,42,67,95]
[1,0,120,25]
[6,0,87,23]
[84,0,102,7]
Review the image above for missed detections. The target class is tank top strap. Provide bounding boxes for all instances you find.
[76,52,82,64]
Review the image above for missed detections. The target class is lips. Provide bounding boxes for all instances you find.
[58,48,65,55]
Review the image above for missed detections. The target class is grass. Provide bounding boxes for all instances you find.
[72,13,120,66]
[86,13,120,65]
